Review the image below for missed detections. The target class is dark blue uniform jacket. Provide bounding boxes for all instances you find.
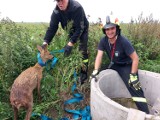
[98,35,135,65]
[44,0,89,44]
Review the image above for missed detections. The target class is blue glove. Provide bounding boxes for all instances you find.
[128,73,141,90]
[64,45,72,57]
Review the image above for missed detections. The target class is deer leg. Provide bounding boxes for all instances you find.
[13,106,18,120]
[37,78,41,101]
[24,102,33,120]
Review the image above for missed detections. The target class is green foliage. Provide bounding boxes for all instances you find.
[0,19,83,119]
[0,102,13,119]
[0,14,160,119]
[139,59,160,73]
[0,18,37,119]
[122,13,160,73]
[88,24,104,71]
[0,18,35,75]
[125,13,160,61]
[0,18,35,102]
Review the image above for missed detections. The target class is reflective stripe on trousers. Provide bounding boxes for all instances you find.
[132,97,147,103]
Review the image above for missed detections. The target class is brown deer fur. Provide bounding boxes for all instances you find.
[10,45,53,120]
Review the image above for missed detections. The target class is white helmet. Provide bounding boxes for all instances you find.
[102,15,120,35]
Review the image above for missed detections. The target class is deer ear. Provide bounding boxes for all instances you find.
[37,45,43,52]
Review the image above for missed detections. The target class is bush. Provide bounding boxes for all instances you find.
[126,13,160,61]
[0,18,37,119]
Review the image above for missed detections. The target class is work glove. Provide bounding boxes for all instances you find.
[64,44,72,57]
[90,70,99,82]
[128,73,141,91]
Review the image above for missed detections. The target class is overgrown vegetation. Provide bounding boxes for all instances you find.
[0,14,160,119]
[124,14,160,72]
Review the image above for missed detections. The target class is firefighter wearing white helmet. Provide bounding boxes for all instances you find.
[91,15,149,114]
[102,16,121,35]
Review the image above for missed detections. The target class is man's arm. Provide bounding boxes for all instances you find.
[94,50,104,70]
[129,51,139,74]
[90,50,103,81]
[43,10,59,44]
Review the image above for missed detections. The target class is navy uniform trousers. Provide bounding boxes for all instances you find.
[101,63,150,114]
[78,28,89,83]
[111,64,149,113]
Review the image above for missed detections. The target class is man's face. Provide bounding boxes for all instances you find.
[56,0,68,11]
[105,26,116,39]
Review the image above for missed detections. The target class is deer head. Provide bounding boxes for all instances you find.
[37,45,53,63]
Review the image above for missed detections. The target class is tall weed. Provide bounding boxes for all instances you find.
[126,13,160,60]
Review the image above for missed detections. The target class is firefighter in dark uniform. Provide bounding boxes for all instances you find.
[91,15,149,113]
[42,0,89,84]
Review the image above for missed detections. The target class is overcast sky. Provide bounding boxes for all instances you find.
[0,0,159,23]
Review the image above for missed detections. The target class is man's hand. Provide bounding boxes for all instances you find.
[64,44,73,57]
[128,73,141,91]
[90,70,99,82]
[42,42,48,49]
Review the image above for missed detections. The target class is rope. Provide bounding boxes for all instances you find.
[63,70,91,120]
[34,49,91,120]
[37,49,64,70]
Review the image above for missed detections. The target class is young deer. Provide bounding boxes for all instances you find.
[10,45,53,120]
